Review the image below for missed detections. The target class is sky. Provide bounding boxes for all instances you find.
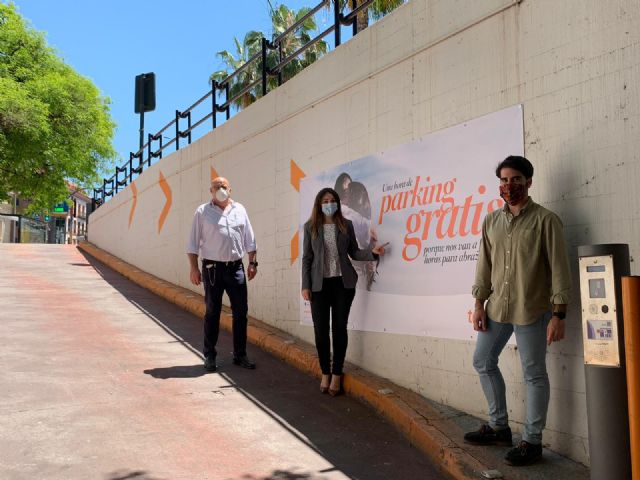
[9,0,335,171]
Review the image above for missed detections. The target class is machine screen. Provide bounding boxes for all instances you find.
[587,265,606,273]
[588,278,606,299]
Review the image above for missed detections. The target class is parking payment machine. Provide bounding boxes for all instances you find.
[580,254,621,366]
[578,244,631,480]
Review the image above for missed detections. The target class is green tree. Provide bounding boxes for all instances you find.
[210,3,327,110]
[342,0,406,33]
[266,4,328,86]
[0,3,116,212]
[210,31,264,110]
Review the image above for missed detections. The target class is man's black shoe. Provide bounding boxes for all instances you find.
[204,357,217,372]
[464,424,512,446]
[232,355,256,369]
[505,440,543,466]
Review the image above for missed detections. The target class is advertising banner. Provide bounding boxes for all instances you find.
[299,105,524,339]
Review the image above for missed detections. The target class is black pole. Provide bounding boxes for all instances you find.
[352,0,358,36]
[187,111,192,145]
[121,165,128,188]
[147,134,153,166]
[129,153,134,183]
[261,37,268,97]
[578,244,632,480]
[225,83,230,120]
[115,166,119,194]
[278,42,283,86]
[175,110,181,151]
[158,136,163,162]
[211,80,217,129]
[139,111,145,152]
[334,0,341,47]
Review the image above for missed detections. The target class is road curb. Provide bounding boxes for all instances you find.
[78,242,490,480]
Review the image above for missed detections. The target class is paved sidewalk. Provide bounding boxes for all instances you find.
[76,242,592,480]
[1,244,592,480]
[0,244,442,480]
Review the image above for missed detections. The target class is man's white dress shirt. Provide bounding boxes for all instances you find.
[187,201,256,261]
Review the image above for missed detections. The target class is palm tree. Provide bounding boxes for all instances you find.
[267,4,328,87]
[341,0,406,34]
[210,3,328,111]
[210,31,263,110]
[210,1,404,111]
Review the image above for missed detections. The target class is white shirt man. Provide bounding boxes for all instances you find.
[187,177,258,371]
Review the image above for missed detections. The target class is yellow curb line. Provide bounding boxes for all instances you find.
[78,241,489,480]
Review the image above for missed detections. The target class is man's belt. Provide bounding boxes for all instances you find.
[202,259,242,267]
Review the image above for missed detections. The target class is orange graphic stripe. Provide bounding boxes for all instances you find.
[290,230,299,265]
[290,159,305,192]
[290,160,305,263]
[210,166,219,182]
[128,181,138,229]
[158,171,172,234]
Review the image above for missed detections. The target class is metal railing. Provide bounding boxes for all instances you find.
[93,0,378,207]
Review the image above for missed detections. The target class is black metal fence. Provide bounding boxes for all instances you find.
[93,0,379,207]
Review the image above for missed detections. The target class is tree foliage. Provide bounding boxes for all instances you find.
[0,3,116,211]
[210,4,327,110]
[210,31,264,110]
[210,1,406,112]
[334,0,406,33]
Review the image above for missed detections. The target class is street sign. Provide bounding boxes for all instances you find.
[135,73,156,113]
[53,203,68,213]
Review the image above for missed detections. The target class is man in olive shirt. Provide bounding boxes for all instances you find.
[465,156,571,466]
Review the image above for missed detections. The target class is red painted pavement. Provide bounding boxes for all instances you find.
[0,244,443,480]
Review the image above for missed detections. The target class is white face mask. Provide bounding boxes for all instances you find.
[215,187,229,202]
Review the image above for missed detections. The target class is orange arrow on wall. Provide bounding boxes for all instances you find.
[290,231,300,266]
[128,181,137,229]
[158,171,172,233]
[290,159,306,264]
[210,166,219,182]
[290,159,305,193]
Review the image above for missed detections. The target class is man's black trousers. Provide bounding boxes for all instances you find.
[202,260,248,360]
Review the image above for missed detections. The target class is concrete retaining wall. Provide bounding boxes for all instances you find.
[89,0,640,464]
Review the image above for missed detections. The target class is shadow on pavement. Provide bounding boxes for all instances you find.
[79,251,442,480]
[107,470,166,480]
[144,364,209,379]
[230,470,314,479]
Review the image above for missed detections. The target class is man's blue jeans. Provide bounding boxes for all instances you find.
[473,313,551,444]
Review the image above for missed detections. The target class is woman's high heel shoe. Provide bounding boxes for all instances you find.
[320,374,331,394]
[328,374,343,397]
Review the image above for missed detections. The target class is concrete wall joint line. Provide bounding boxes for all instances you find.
[418,0,522,60]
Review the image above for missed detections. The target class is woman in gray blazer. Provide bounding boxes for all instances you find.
[301,187,385,395]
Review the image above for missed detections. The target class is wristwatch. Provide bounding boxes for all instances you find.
[249,261,258,267]
[552,311,566,320]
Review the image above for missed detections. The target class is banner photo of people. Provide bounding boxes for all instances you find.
[299,105,524,339]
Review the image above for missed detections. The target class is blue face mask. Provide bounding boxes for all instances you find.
[321,202,338,217]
